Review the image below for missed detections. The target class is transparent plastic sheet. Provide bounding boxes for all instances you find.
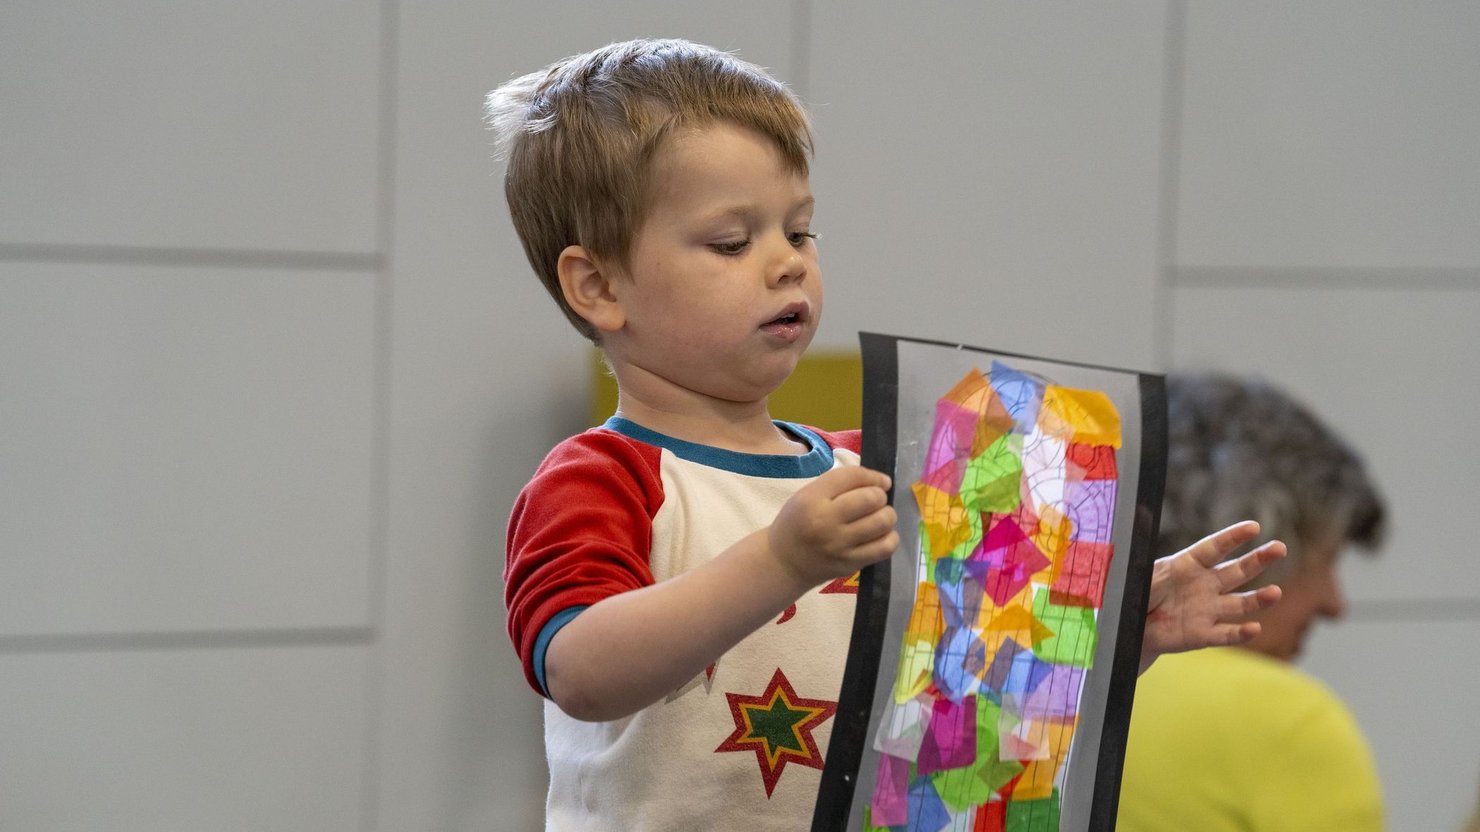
[814,333,1167,832]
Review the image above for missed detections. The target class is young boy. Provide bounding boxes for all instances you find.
[490,38,1283,830]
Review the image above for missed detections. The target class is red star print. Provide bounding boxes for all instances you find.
[715,668,837,797]
[820,572,860,594]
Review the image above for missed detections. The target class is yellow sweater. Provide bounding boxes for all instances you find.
[1117,648,1384,832]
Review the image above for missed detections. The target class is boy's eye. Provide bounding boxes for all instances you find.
[711,240,749,255]
[788,230,819,247]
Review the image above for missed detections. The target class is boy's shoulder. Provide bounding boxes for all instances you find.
[526,424,665,487]
[806,426,861,455]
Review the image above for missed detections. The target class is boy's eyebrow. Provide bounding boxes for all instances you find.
[699,196,816,224]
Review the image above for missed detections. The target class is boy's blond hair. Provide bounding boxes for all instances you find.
[486,38,813,341]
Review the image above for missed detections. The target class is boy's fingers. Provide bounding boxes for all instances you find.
[816,465,891,497]
[830,483,891,521]
[1188,521,1261,568]
[1229,621,1261,645]
[1215,540,1287,589]
[1208,622,1261,648]
[844,506,898,543]
[1246,584,1282,612]
[1219,585,1281,620]
[846,529,900,563]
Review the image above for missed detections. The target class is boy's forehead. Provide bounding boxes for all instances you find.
[645,121,811,202]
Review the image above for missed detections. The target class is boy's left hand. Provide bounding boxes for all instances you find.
[1139,520,1285,673]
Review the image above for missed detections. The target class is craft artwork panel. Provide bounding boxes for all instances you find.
[815,334,1165,832]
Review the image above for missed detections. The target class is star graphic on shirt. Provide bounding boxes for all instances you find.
[715,668,837,797]
[820,572,860,594]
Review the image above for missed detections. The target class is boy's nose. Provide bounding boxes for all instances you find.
[767,248,807,287]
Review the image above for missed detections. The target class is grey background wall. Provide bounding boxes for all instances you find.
[2,1,1475,829]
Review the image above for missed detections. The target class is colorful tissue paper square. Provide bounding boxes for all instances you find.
[1000,650,1055,700]
[932,695,1020,810]
[1065,442,1117,480]
[983,606,1055,658]
[988,361,1044,433]
[1038,385,1122,448]
[981,639,1027,695]
[1063,478,1116,545]
[915,483,978,558]
[1004,790,1061,832]
[917,696,978,774]
[961,434,1024,514]
[972,800,1006,832]
[870,752,913,826]
[1015,664,1085,720]
[927,400,981,475]
[935,558,987,629]
[1031,589,1099,668]
[1012,720,1077,802]
[906,776,952,831]
[934,627,987,702]
[1049,541,1114,608]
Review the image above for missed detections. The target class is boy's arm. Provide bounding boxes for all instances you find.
[1139,520,1286,673]
[544,464,897,722]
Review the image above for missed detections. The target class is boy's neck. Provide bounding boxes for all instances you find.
[613,395,809,456]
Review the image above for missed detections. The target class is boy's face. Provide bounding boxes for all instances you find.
[602,120,821,408]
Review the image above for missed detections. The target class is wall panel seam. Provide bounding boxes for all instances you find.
[361,0,398,830]
[0,626,374,654]
[1173,265,1480,291]
[0,243,381,272]
[1153,0,1188,371]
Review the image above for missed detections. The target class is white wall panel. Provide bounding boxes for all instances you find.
[384,5,799,829]
[1304,619,1480,832]
[0,264,375,633]
[808,1,1168,369]
[0,646,367,831]
[1177,2,1480,269]
[0,2,380,253]
[1169,282,1480,603]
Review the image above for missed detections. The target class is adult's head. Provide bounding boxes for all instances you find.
[1158,373,1386,660]
[486,38,812,342]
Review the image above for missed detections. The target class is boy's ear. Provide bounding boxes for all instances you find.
[557,245,625,334]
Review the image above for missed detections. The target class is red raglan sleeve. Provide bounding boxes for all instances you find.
[505,430,666,694]
[809,427,862,456]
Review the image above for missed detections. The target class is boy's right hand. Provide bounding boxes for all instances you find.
[767,466,899,589]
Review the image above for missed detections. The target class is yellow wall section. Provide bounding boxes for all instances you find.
[589,350,863,432]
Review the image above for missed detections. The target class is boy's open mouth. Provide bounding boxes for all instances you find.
[762,302,808,329]
[760,303,809,342]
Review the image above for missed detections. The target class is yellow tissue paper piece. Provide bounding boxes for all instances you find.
[1038,385,1122,448]
[913,482,975,558]
[1032,504,1071,583]
[903,581,944,647]
[1012,718,1078,800]
[982,604,1055,656]
[893,639,936,703]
